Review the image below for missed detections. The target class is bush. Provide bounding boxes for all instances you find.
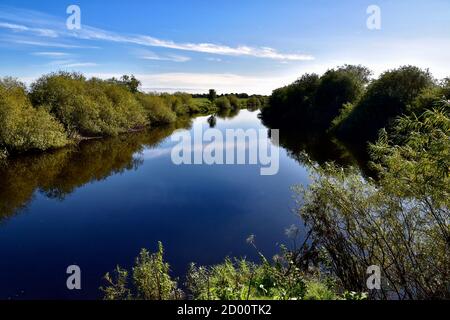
[296,106,450,299]
[136,94,177,124]
[101,242,181,300]
[227,95,241,109]
[246,97,262,110]
[101,240,366,300]
[0,78,68,154]
[215,96,231,110]
[30,72,147,137]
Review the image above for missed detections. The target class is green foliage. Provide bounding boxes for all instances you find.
[262,65,369,129]
[101,242,181,300]
[296,106,450,299]
[334,65,435,141]
[136,93,177,124]
[215,96,231,110]
[208,89,217,103]
[246,96,262,110]
[303,281,338,300]
[227,95,241,109]
[107,75,141,93]
[30,72,148,137]
[101,239,368,300]
[314,65,370,126]
[0,77,68,154]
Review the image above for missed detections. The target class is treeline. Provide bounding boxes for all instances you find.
[206,89,267,111]
[0,72,215,160]
[261,65,449,142]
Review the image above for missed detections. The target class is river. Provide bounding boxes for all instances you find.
[0,109,366,299]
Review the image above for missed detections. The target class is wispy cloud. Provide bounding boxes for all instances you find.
[48,59,98,68]
[0,7,314,61]
[13,39,98,49]
[138,50,191,62]
[76,27,314,61]
[206,57,223,62]
[0,21,58,37]
[32,51,69,57]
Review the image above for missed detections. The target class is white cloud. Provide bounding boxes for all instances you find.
[32,51,69,57]
[0,7,314,61]
[48,59,98,68]
[0,22,58,37]
[13,39,98,49]
[138,50,191,62]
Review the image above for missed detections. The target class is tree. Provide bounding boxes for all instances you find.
[208,89,217,103]
[0,77,68,155]
[215,96,231,110]
[314,65,370,127]
[334,65,435,141]
[295,105,450,299]
[120,75,141,93]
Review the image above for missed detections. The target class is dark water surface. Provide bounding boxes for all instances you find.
[0,109,365,299]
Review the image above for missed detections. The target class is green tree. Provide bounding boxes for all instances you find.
[215,96,231,110]
[208,89,217,103]
[0,77,68,155]
[296,105,450,299]
[334,65,435,141]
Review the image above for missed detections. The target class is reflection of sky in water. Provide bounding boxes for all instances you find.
[143,111,275,162]
[0,110,309,300]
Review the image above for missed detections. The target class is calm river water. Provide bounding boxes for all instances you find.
[0,109,365,299]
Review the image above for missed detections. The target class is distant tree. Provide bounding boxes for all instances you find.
[215,96,231,110]
[246,97,262,110]
[227,95,240,109]
[208,89,217,103]
[120,75,141,93]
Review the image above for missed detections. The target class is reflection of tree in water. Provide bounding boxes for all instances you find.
[207,115,217,128]
[216,108,240,120]
[263,118,373,177]
[0,118,193,220]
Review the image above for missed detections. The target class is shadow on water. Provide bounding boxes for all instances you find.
[0,117,194,221]
[262,117,374,177]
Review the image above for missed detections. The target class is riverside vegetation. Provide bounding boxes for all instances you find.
[0,72,261,161]
[101,65,449,300]
[1,66,448,300]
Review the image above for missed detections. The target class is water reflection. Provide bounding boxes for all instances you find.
[0,118,194,220]
[0,110,372,222]
[264,122,373,177]
[0,109,374,299]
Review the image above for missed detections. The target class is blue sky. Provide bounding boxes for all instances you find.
[0,0,449,94]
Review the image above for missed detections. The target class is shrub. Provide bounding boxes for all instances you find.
[30,72,147,137]
[136,94,177,124]
[0,78,68,154]
[101,242,181,300]
[227,95,241,109]
[296,106,450,299]
[215,96,231,110]
[246,97,262,110]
